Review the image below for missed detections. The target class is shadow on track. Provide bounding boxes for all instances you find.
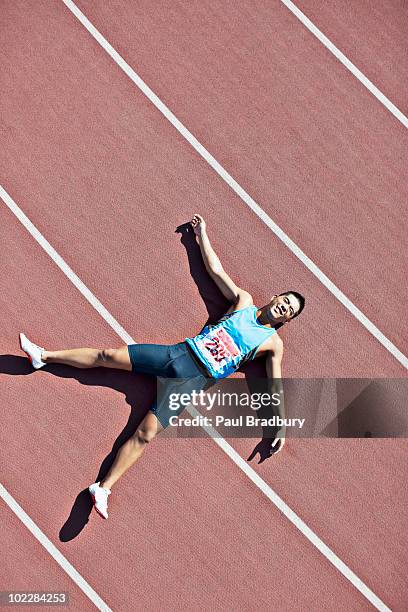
[176,222,230,327]
[0,354,155,541]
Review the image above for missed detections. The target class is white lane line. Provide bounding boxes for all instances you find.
[281,0,408,129]
[61,0,407,370]
[188,405,392,612]
[0,187,134,345]
[0,185,391,611]
[0,485,112,612]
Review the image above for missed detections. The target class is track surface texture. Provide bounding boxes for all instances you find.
[1,2,406,611]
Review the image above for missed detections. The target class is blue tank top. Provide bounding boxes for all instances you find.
[185,305,276,379]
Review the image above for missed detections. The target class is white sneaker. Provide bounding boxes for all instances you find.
[19,333,46,369]
[88,482,111,519]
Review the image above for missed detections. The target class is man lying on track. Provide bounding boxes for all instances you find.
[19,213,305,519]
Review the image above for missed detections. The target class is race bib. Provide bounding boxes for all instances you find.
[195,327,241,373]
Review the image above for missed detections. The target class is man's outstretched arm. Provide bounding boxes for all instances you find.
[191,213,252,306]
[265,342,286,454]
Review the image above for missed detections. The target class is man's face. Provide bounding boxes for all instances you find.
[268,293,301,324]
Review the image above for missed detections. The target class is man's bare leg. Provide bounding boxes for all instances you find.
[42,346,132,371]
[100,412,163,490]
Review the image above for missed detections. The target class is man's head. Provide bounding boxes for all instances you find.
[266,291,305,327]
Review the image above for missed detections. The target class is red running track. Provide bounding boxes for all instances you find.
[1,1,407,610]
[294,0,408,113]
[71,0,408,351]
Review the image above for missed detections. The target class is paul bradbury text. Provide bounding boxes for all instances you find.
[168,415,305,428]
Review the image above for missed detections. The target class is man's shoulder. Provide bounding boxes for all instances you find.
[270,333,284,355]
[257,332,283,357]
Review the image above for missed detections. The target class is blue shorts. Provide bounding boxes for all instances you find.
[127,342,211,427]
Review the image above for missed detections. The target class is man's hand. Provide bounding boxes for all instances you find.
[270,430,286,455]
[191,213,206,236]
[247,432,286,463]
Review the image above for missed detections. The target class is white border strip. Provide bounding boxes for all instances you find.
[0,185,391,611]
[61,0,407,369]
[0,485,112,612]
[281,0,408,129]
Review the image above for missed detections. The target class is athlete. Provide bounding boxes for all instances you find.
[19,214,305,519]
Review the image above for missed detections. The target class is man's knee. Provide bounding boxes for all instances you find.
[134,426,157,445]
[98,347,132,371]
[99,348,116,363]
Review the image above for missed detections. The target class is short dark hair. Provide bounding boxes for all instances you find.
[280,291,305,320]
